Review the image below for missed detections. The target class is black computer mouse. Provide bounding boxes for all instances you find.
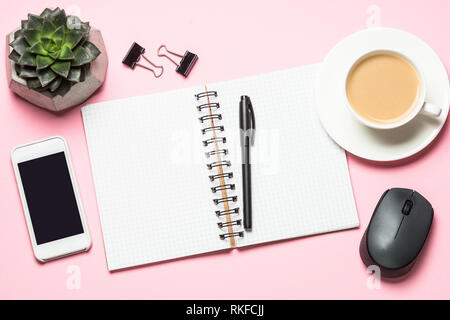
[360,188,433,278]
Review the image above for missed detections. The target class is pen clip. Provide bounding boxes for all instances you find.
[247,98,255,145]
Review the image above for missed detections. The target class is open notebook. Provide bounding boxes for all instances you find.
[82,64,359,271]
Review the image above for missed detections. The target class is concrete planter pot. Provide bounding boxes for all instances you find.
[6,28,108,112]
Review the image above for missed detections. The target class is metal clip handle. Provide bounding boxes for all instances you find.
[136,55,164,78]
[157,44,183,67]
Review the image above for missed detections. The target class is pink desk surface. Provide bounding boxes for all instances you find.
[1,0,450,300]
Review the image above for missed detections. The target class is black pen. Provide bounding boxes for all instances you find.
[239,95,255,231]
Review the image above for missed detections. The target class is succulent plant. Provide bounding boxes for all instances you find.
[8,7,101,96]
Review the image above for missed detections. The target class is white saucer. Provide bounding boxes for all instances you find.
[316,28,449,162]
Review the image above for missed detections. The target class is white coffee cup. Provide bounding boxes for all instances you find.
[344,49,441,130]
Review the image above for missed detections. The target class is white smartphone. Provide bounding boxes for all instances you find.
[11,136,91,262]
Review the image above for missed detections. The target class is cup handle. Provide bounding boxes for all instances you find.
[420,102,442,117]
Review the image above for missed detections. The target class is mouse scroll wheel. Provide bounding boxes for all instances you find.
[402,200,413,215]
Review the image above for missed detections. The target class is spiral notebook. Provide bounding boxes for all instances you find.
[82,64,359,271]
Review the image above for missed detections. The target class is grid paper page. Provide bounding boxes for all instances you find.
[82,87,230,270]
[207,64,359,247]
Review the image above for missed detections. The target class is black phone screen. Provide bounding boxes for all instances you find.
[18,152,84,245]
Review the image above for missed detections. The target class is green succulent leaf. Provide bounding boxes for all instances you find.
[29,42,48,56]
[50,26,65,49]
[26,78,42,89]
[66,16,90,33]
[64,30,83,49]
[14,29,23,39]
[27,14,44,30]
[41,20,56,38]
[41,38,59,53]
[9,36,29,56]
[72,46,94,66]
[8,50,21,63]
[41,38,52,51]
[81,64,89,81]
[67,67,81,82]
[79,34,89,47]
[51,61,71,78]
[83,41,101,60]
[49,8,67,27]
[66,15,81,30]
[52,26,64,42]
[57,45,74,60]
[23,29,41,46]
[54,79,72,96]
[40,8,52,19]
[51,43,60,53]
[48,51,60,60]
[56,39,63,48]
[17,50,36,66]
[81,22,90,34]
[37,68,57,86]
[18,66,38,78]
[48,76,63,92]
[36,55,55,70]
[35,85,51,92]
[21,20,28,30]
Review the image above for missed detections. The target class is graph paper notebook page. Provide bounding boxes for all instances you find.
[82,64,359,270]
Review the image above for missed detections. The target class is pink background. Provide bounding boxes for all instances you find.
[1,0,449,299]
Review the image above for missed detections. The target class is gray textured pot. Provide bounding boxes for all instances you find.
[6,28,108,112]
